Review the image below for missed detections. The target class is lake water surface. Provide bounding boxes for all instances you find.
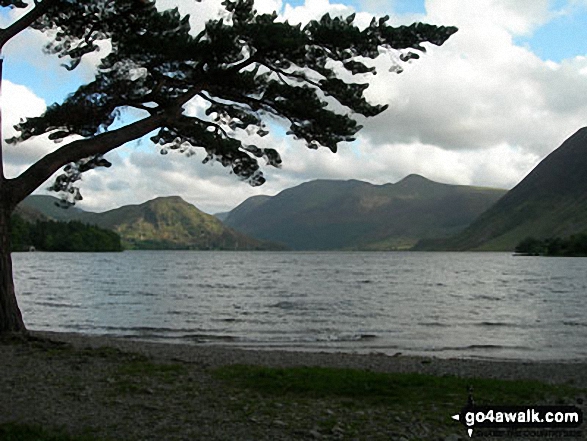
[12,251,587,361]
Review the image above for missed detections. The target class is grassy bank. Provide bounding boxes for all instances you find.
[0,423,100,441]
[1,335,585,440]
[213,365,582,439]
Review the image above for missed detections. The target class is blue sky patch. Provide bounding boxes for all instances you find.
[284,0,426,15]
[4,58,81,105]
[389,0,426,15]
[515,2,587,62]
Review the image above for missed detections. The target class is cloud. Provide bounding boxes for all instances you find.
[74,145,283,214]
[155,0,228,33]
[7,0,587,216]
[254,0,284,14]
[2,81,51,178]
[282,0,354,24]
[426,0,554,36]
[2,6,111,105]
[2,82,46,133]
[359,0,587,156]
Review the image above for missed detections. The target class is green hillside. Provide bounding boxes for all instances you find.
[415,127,587,251]
[223,175,506,250]
[18,195,280,250]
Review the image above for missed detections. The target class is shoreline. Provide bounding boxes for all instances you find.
[32,331,587,385]
[30,329,587,362]
[3,330,586,440]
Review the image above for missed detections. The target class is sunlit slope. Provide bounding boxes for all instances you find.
[19,195,279,250]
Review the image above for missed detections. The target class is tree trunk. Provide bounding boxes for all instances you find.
[0,204,26,334]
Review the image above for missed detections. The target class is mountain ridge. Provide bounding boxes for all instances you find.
[223,175,507,250]
[414,127,587,251]
[18,195,281,250]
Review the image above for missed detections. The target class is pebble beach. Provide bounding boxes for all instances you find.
[1,331,585,440]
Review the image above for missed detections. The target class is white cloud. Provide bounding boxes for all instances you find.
[6,0,587,215]
[2,82,46,133]
[255,0,283,14]
[359,0,587,156]
[155,0,228,33]
[2,81,52,179]
[73,145,283,214]
[282,0,353,24]
[426,0,553,37]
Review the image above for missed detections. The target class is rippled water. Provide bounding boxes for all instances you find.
[12,251,587,361]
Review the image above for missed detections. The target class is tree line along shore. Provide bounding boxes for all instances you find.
[10,215,122,252]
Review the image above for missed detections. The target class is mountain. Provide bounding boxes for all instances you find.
[14,202,48,224]
[18,195,280,250]
[222,175,507,250]
[216,195,271,223]
[215,196,272,222]
[214,211,230,222]
[415,127,587,251]
[17,195,85,222]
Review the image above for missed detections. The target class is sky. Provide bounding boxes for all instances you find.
[2,0,587,214]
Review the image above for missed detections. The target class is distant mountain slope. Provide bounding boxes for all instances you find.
[18,195,84,222]
[18,195,279,250]
[416,127,587,251]
[223,175,507,250]
[13,203,47,224]
[215,195,271,222]
[214,211,230,222]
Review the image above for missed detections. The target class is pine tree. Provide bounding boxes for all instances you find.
[0,0,456,333]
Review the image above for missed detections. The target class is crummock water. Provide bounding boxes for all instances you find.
[12,251,587,361]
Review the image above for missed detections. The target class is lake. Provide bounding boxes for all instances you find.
[12,251,587,361]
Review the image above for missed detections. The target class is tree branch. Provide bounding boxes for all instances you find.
[0,57,4,182]
[190,116,229,138]
[6,79,207,207]
[258,61,323,89]
[224,55,258,74]
[0,0,57,50]
[197,91,280,128]
[126,102,156,113]
[7,112,166,207]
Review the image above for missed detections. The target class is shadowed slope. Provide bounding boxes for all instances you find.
[416,128,587,251]
[223,175,506,250]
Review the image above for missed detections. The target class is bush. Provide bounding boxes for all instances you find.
[515,234,587,257]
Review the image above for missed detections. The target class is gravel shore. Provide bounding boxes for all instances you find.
[35,331,587,385]
[1,331,585,441]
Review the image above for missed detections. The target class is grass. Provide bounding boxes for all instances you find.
[214,365,580,408]
[115,359,187,378]
[214,365,583,439]
[108,358,188,395]
[0,423,103,441]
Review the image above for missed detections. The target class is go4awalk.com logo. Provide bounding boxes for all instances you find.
[452,401,583,437]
